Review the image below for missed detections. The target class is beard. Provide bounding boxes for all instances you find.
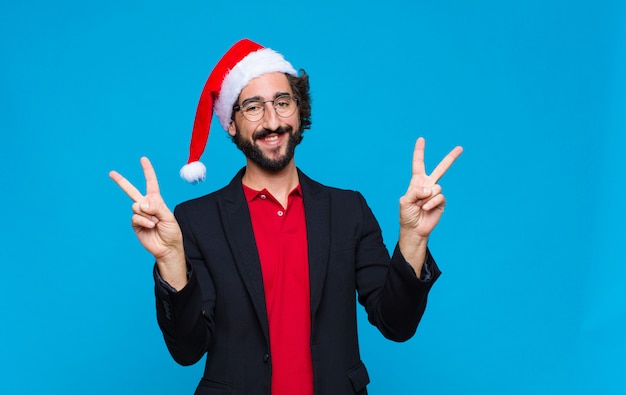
[232,125,303,172]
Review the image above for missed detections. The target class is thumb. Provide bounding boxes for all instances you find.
[416,187,434,200]
[138,197,170,223]
[406,186,433,205]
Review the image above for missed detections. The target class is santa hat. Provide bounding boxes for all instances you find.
[180,38,298,183]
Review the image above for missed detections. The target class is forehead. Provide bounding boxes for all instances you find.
[239,72,292,100]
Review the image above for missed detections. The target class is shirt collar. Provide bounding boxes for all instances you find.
[242,183,302,203]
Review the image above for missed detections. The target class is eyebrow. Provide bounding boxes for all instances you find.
[240,92,292,106]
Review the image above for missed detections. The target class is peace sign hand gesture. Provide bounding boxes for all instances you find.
[398,138,463,274]
[109,157,187,290]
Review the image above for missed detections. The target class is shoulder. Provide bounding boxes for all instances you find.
[174,188,220,214]
[175,168,246,214]
[298,169,369,209]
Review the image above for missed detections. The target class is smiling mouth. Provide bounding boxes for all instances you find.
[253,126,291,142]
[263,134,279,142]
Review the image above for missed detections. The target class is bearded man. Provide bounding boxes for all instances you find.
[110,39,463,395]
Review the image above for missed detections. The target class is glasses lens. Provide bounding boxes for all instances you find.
[274,95,296,117]
[242,101,264,122]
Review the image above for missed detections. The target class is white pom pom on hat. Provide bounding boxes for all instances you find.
[180,161,207,184]
[181,38,298,183]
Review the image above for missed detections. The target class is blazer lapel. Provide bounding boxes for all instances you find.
[299,170,331,318]
[219,169,270,341]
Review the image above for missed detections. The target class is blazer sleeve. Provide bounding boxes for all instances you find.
[153,204,214,366]
[353,192,441,342]
[374,245,440,341]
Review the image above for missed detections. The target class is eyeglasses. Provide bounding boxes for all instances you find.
[233,94,299,122]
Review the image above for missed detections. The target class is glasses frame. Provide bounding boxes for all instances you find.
[233,94,299,123]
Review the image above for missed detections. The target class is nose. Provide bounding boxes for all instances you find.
[260,101,281,131]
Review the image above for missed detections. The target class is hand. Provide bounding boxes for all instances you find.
[109,157,187,290]
[398,138,463,270]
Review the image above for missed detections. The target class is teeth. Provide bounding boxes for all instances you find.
[265,135,278,141]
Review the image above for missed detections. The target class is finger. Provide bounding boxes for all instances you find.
[425,184,443,199]
[422,194,446,211]
[109,170,144,202]
[410,183,442,204]
[131,199,162,221]
[429,146,463,185]
[132,213,158,229]
[402,185,432,207]
[141,157,161,196]
[411,137,426,177]
[132,195,173,229]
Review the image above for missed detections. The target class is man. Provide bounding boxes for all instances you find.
[110,39,462,395]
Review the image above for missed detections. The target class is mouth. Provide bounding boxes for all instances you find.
[253,127,290,142]
[262,134,280,142]
[255,133,285,149]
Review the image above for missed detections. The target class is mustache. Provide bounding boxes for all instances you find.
[252,126,293,141]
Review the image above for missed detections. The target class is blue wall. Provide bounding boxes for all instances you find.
[1,1,624,393]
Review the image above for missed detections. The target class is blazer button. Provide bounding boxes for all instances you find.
[263,353,270,363]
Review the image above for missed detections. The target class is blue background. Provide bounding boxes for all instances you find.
[1,1,625,394]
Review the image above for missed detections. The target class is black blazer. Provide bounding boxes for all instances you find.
[154,168,440,395]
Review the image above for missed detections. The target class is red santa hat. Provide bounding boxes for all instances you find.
[180,38,298,183]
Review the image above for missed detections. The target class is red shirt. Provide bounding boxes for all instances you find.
[243,184,313,395]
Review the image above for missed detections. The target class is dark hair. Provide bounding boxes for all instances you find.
[287,69,312,132]
[231,69,312,133]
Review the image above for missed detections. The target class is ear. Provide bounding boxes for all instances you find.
[227,120,236,137]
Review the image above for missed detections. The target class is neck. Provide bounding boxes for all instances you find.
[242,160,299,207]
